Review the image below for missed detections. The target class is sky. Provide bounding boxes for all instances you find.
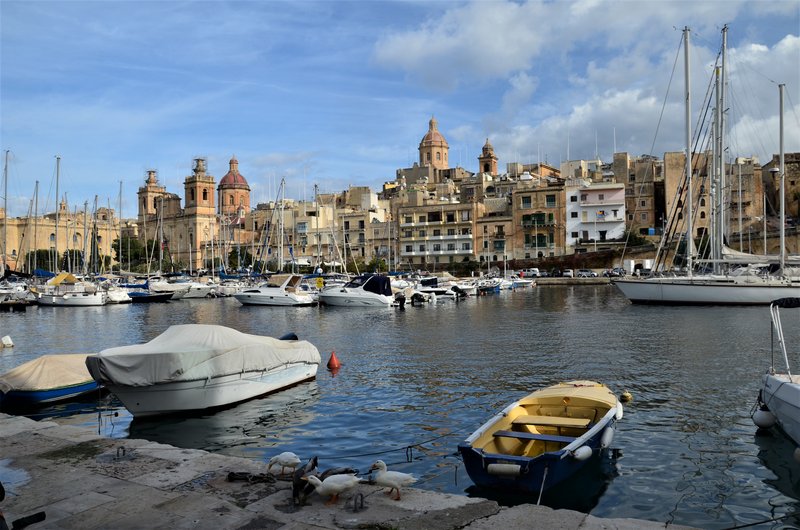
[1,0,799,219]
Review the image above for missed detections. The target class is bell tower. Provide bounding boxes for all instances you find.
[418,116,449,171]
[478,138,498,175]
[137,169,166,221]
[184,158,216,217]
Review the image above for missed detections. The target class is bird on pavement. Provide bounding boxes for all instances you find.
[369,460,417,500]
[302,473,361,505]
[292,456,319,505]
[268,451,301,476]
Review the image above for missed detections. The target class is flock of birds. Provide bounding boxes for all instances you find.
[266,451,418,506]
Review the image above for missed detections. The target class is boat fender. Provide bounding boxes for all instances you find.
[752,408,776,429]
[571,446,593,461]
[615,402,624,421]
[487,463,522,477]
[601,427,614,449]
[1,335,13,348]
[620,390,633,403]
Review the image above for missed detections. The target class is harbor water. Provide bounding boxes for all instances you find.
[1,284,798,528]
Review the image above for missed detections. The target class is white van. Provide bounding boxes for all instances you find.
[520,268,540,278]
[562,268,574,278]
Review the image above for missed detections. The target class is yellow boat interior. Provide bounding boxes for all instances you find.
[473,381,617,458]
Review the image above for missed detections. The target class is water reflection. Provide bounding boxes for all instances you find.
[0,287,794,527]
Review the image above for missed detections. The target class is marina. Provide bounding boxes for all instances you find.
[0,284,797,528]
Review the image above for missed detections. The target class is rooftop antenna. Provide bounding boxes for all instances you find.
[613,127,617,155]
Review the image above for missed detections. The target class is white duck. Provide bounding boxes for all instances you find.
[369,460,417,500]
[303,473,360,505]
[268,451,301,476]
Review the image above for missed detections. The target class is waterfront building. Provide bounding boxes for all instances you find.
[510,174,567,259]
[613,153,664,237]
[0,199,118,274]
[565,180,627,252]
[136,160,218,272]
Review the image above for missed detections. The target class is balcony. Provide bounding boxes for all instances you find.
[400,248,473,257]
[579,198,625,207]
[521,220,556,228]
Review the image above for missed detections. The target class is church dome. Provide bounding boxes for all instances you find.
[419,117,449,148]
[218,156,250,189]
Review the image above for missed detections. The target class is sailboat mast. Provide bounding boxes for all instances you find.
[33,181,39,272]
[55,155,60,272]
[719,25,727,268]
[2,150,8,273]
[779,83,785,273]
[118,181,123,272]
[684,27,694,278]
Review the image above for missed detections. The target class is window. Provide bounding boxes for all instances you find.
[203,189,208,201]
[571,231,579,238]
[404,216,412,224]
[461,243,471,250]
[358,220,365,229]
[404,230,412,238]
[483,225,487,233]
[447,243,456,251]
[418,244,425,252]
[405,245,412,252]
[433,229,441,236]
[49,233,55,244]
[546,195,556,207]
[447,228,456,236]
[344,221,350,230]
[436,152,441,161]
[641,212,648,221]
[700,198,706,207]
[229,196,234,206]
[495,225,504,236]
[446,212,455,222]
[418,230,426,237]
[571,212,578,218]
[418,216,425,223]
[73,233,79,244]
[598,194,604,201]
[700,211,706,219]
[521,196,532,208]
[433,243,441,251]
[570,195,577,202]
[640,200,646,207]
[612,209,618,217]
[190,189,195,201]
[426,153,431,162]
[628,213,634,221]
[580,194,588,202]
[483,241,488,249]
[461,210,471,221]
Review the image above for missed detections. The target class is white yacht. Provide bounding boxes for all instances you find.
[318,274,394,307]
[234,274,316,306]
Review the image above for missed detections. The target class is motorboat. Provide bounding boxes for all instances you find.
[147,276,191,300]
[233,274,316,306]
[318,274,394,307]
[0,354,101,411]
[127,290,173,303]
[85,324,321,417]
[458,380,623,497]
[754,298,800,457]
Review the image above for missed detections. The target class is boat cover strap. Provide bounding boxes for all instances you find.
[511,415,590,428]
[493,430,576,444]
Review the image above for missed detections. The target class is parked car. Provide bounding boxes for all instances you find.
[562,269,574,278]
[520,268,540,278]
[538,270,550,277]
[603,267,627,277]
[577,269,598,277]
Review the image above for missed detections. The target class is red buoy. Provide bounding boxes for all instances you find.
[327,351,341,370]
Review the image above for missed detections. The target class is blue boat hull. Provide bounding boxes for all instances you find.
[0,381,101,411]
[459,418,616,494]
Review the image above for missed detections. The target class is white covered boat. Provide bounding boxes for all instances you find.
[85,324,321,417]
[755,298,800,455]
[233,274,316,306]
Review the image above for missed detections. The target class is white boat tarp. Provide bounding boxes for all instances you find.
[0,354,94,393]
[85,324,321,387]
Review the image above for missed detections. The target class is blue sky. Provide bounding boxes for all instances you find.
[2,0,798,218]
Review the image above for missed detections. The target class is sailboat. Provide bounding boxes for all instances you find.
[754,297,800,459]
[614,28,800,305]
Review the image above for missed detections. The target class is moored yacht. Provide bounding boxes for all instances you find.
[318,274,394,307]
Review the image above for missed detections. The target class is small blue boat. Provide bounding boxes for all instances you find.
[458,381,623,497]
[0,354,101,411]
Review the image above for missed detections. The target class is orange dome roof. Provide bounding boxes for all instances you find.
[419,117,448,148]
[218,156,250,189]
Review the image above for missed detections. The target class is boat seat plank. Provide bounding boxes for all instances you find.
[493,430,576,444]
[511,415,591,428]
